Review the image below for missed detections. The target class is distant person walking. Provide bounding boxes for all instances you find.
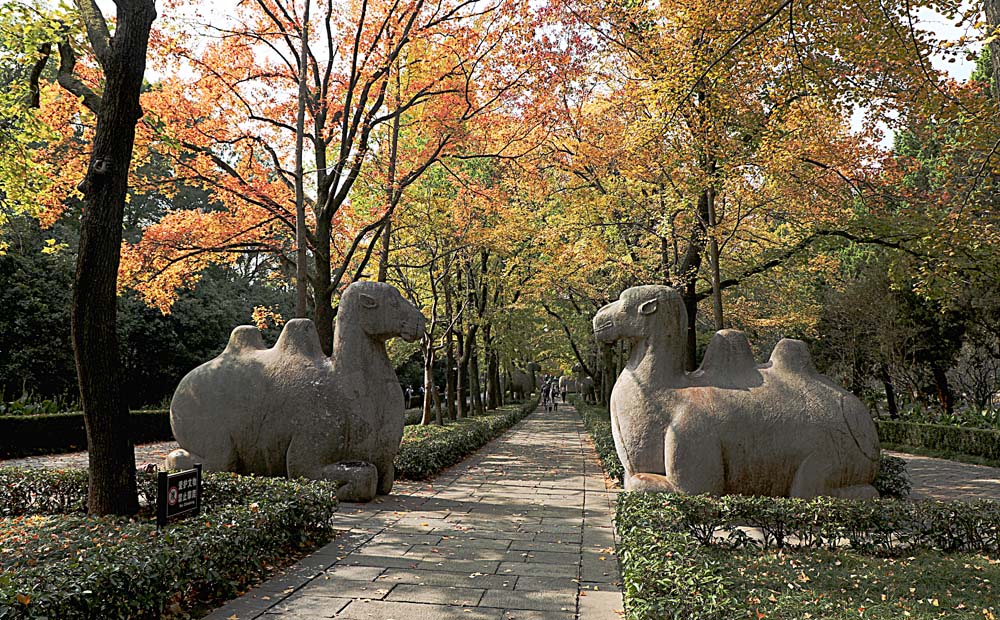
[542,379,559,412]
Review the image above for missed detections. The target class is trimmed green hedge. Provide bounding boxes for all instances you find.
[877,419,1000,461]
[574,398,625,485]
[0,410,172,459]
[616,492,1000,620]
[0,468,338,619]
[619,492,1000,554]
[395,398,538,480]
[404,407,423,426]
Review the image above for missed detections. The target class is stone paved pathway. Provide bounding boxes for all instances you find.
[2,441,179,469]
[885,450,1000,502]
[201,403,623,620]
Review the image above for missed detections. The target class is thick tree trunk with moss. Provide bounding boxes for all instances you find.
[70,0,156,516]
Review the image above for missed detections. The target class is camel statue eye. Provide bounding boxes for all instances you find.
[360,293,378,309]
[639,299,658,315]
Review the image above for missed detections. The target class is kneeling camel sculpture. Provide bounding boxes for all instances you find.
[167,281,426,502]
[593,285,880,499]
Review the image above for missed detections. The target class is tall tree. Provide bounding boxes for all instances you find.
[25,0,157,515]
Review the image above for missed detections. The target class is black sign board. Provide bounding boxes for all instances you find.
[157,464,203,528]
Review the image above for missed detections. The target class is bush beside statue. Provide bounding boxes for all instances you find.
[593,285,880,499]
[166,281,426,502]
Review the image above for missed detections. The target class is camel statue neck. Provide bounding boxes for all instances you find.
[627,332,687,383]
[331,310,394,380]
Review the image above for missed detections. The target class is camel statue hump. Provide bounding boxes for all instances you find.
[275,318,327,359]
[224,325,267,354]
[768,338,818,376]
[697,329,761,387]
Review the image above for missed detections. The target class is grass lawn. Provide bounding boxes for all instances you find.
[715,546,999,619]
[618,494,1000,620]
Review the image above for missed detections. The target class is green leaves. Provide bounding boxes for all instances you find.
[616,491,1000,619]
[0,469,338,619]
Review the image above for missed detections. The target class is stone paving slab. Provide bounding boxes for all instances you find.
[200,403,624,620]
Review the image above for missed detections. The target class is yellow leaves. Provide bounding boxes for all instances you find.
[251,305,285,331]
[40,238,67,255]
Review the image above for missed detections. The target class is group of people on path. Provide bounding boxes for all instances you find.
[541,375,565,412]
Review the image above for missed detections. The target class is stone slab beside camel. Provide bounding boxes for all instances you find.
[593,284,880,499]
[166,281,426,502]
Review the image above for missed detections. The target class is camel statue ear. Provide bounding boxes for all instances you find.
[639,299,658,316]
[360,293,379,309]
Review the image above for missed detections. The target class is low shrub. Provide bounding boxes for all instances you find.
[617,492,1000,619]
[404,407,423,426]
[619,492,1000,555]
[895,403,1000,430]
[873,453,911,499]
[0,468,338,620]
[395,399,537,480]
[877,419,1000,462]
[0,410,171,459]
[574,398,625,485]
[0,397,65,417]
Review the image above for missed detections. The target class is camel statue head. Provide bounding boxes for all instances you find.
[339,281,426,343]
[594,285,686,345]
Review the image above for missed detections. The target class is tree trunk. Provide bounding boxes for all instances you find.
[445,332,457,421]
[931,364,954,415]
[71,0,157,516]
[294,0,311,316]
[456,329,468,419]
[377,218,392,282]
[377,69,401,283]
[469,337,484,415]
[601,344,614,406]
[706,186,723,330]
[432,384,443,425]
[682,278,700,371]
[880,363,898,419]
[421,339,436,425]
[484,324,500,409]
[987,0,1000,100]
[313,218,334,355]
[444,271,457,420]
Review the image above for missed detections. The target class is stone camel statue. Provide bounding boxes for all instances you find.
[593,285,880,499]
[166,281,426,502]
[510,361,541,401]
[572,363,597,403]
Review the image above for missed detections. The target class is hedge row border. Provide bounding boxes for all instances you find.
[0,469,339,620]
[0,411,172,459]
[876,419,1000,462]
[394,396,539,480]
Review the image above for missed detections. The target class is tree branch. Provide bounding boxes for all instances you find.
[56,40,102,113]
[73,0,111,67]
